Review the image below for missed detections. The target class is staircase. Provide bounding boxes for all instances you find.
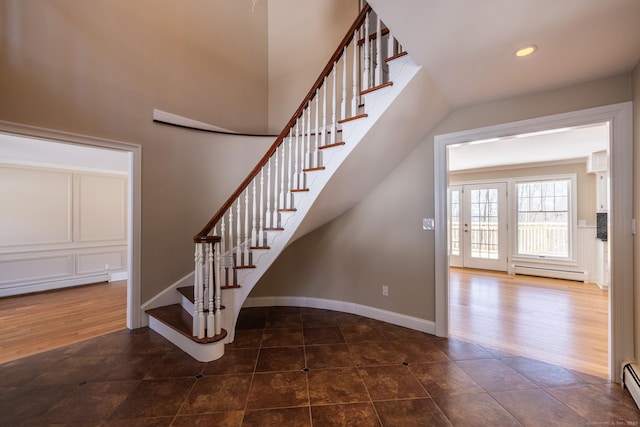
[143,4,424,362]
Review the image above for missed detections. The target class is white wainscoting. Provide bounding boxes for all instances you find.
[0,164,128,296]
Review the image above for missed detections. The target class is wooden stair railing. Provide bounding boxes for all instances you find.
[188,4,405,340]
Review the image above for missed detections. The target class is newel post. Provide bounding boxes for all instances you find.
[194,235,221,338]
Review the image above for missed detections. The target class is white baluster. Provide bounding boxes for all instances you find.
[236,198,242,267]
[387,29,395,59]
[363,12,370,90]
[244,188,250,264]
[273,147,280,228]
[375,16,382,86]
[206,242,214,337]
[251,177,257,245]
[331,63,337,145]
[280,142,287,214]
[294,118,300,190]
[228,209,234,283]
[352,31,358,116]
[214,240,222,335]
[322,77,327,148]
[220,217,227,287]
[314,90,321,167]
[305,102,311,170]
[259,168,265,246]
[341,46,347,121]
[287,129,293,209]
[266,156,273,229]
[193,242,205,338]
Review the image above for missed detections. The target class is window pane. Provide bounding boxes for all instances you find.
[516,179,570,258]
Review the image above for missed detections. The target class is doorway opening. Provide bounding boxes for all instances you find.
[434,102,634,381]
[0,120,142,338]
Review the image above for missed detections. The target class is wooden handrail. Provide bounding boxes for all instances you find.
[195,4,372,239]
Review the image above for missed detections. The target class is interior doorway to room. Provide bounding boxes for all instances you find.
[445,123,610,377]
[0,123,141,352]
[434,104,635,381]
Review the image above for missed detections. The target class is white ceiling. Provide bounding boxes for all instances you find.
[448,122,609,171]
[368,0,640,107]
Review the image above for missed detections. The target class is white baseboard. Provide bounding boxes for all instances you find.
[109,271,128,282]
[244,296,436,335]
[0,274,109,297]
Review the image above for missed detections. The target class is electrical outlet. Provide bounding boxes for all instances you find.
[382,285,389,296]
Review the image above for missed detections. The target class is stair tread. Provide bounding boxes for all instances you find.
[319,141,346,150]
[146,304,227,344]
[338,113,368,124]
[361,81,393,96]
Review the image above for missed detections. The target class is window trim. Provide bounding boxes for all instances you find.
[511,174,578,263]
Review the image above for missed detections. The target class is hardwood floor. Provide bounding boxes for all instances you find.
[449,267,609,378]
[0,280,127,364]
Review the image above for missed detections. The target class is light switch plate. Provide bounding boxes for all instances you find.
[423,218,435,230]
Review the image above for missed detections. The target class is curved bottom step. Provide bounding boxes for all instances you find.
[147,304,227,362]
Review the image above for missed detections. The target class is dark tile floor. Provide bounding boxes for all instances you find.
[2,306,639,426]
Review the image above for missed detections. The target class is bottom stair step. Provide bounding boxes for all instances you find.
[146,304,227,344]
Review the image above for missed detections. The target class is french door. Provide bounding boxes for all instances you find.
[449,182,508,271]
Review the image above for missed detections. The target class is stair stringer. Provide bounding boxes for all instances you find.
[221,54,424,344]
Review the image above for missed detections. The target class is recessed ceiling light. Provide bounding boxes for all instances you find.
[515,45,537,57]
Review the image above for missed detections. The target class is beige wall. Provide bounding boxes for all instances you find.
[633,61,640,361]
[267,0,359,133]
[450,162,597,226]
[251,74,632,323]
[0,0,273,301]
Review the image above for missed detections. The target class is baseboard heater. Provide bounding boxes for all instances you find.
[622,361,640,410]
[512,264,588,282]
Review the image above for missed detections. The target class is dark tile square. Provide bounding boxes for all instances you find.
[339,324,386,343]
[374,398,452,426]
[226,329,263,349]
[435,393,522,426]
[303,327,345,345]
[203,348,258,375]
[179,374,252,414]
[242,406,311,426]
[108,378,195,419]
[307,367,369,405]
[0,384,75,427]
[358,365,428,400]
[305,344,355,369]
[492,389,588,426]
[410,362,483,397]
[311,402,380,426]
[144,350,205,379]
[456,358,538,391]
[46,380,139,424]
[347,341,403,366]
[255,346,305,372]
[391,340,450,364]
[246,371,308,410]
[502,356,588,388]
[265,313,302,329]
[261,328,304,347]
[173,412,243,427]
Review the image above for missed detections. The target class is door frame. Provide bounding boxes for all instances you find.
[434,102,633,381]
[0,120,142,330]
[455,182,508,272]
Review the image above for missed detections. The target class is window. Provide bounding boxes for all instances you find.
[516,179,571,258]
[450,189,460,256]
